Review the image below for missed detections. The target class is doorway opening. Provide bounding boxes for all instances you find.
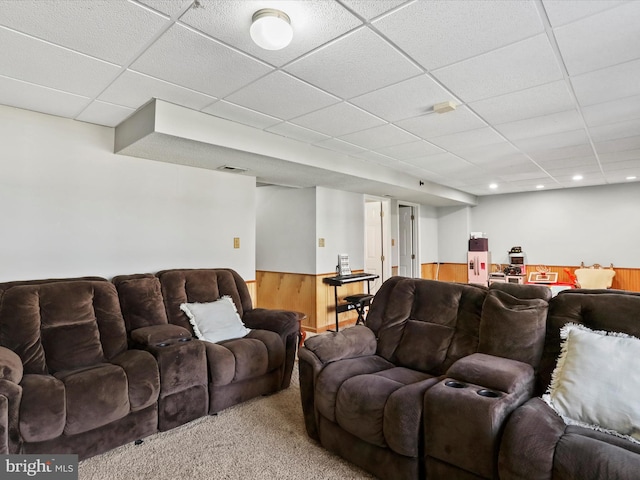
[364,197,391,294]
[398,203,420,278]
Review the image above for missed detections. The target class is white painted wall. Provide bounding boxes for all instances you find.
[436,205,472,263]
[316,187,365,274]
[420,205,439,263]
[469,183,640,267]
[255,186,316,274]
[0,105,256,282]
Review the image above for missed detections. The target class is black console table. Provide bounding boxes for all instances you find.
[323,273,379,331]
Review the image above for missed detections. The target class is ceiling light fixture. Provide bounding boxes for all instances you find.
[572,174,583,181]
[250,8,293,50]
[536,184,545,189]
[433,101,457,114]
[626,176,637,181]
[489,183,498,189]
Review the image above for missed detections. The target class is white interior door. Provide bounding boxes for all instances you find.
[365,201,383,293]
[398,205,414,277]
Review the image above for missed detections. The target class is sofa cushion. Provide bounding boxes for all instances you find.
[57,364,130,435]
[335,367,438,457]
[180,297,250,344]
[112,274,169,330]
[0,281,127,374]
[19,374,65,442]
[478,289,549,368]
[543,323,640,444]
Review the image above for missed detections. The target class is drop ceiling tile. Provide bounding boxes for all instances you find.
[265,122,330,143]
[535,154,598,170]
[512,129,589,152]
[495,110,583,141]
[350,75,455,122]
[138,0,193,16]
[598,149,640,164]
[285,27,422,99]
[375,140,444,160]
[604,171,640,184]
[571,58,640,107]
[601,159,640,172]
[432,34,563,103]
[0,0,168,65]
[454,143,527,165]
[75,100,135,127]
[99,70,216,110]
[404,153,474,175]
[0,75,90,119]
[0,28,121,98]
[179,0,362,67]
[202,100,282,129]
[428,127,505,153]
[314,138,366,155]
[469,80,575,124]
[225,71,339,120]
[340,0,407,20]
[373,0,544,70]
[290,102,385,137]
[353,150,399,167]
[338,124,419,150]
[131,24,273,98]
[594,135,640,154]
[554,2,640,76]
[395,106,487,139]
[589,118,640,143]
[541,0,627,27]
[582,95,640,128]
[529,143,595,163]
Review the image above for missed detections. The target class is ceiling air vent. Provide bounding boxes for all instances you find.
[217,165,248,173]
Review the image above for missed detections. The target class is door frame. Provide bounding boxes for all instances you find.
[398,201,421,278]
[364,196,392,287]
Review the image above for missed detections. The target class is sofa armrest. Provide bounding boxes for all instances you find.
[498,397,566,480]
[0,347,23,385]
[242,308,300,337]
[303,325,377,364]
[446,352,535,395]
[130,325,193,347]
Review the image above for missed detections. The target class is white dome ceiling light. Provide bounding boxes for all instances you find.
[250,8,293,51]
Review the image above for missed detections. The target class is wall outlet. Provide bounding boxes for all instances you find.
[233,237,240,249]
[318,238,325,247]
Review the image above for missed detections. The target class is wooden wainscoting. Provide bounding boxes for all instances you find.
[246,280,257,306]
[256,270,362,334]
[420,263,640,292]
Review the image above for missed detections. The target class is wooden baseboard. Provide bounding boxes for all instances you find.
[421,263,640,292]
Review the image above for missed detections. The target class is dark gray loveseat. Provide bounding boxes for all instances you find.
[299,278,552,480]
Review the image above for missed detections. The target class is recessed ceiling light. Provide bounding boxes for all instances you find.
[489,183,498,189]
[626,176,637,181]
[572,174,583,181]
[250,9,293,50]
[536,184,545,189]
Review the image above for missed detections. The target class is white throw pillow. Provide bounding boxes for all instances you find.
[180,296,250,343]
[543,323,640,444]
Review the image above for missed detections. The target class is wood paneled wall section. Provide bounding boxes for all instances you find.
[256,265,640,335]
[420,263,640,292]
[256,270,363,334]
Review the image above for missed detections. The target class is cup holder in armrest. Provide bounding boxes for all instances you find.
[477,389,501,398]
[156,342,169,347]
[444,380,467,389]
[178,337,192,342]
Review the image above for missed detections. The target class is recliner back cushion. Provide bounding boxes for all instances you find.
[112,274,169,331]
[538,290,640,395]
[371,278,486,375]
[0,281,127,374]
[158,269,252,332]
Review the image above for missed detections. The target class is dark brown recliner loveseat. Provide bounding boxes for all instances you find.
[498,289,640,480]
[0,278,160,459]
[113,268,300,426]
[299,277,551,480]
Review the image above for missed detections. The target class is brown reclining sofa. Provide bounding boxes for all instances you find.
[0,268,299,460]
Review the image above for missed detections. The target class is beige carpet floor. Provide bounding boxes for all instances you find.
[79,362,375,480]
